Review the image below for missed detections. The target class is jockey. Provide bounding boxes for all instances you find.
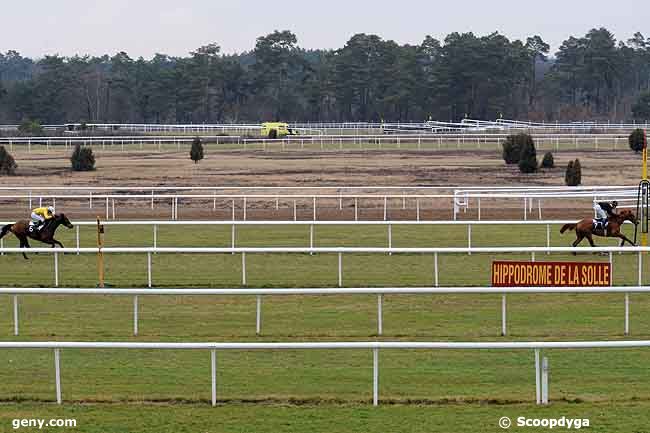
[594,201,618,227]
[30,205,55,231]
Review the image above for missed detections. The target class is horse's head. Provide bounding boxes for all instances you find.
[56,213,74,229]
[619,209,638,225]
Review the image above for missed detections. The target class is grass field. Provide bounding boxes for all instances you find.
[1,224,650,431]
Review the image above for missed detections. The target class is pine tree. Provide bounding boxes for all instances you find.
[190,137,204,164]
[0,146,17,175]
[541,152,554,168]
[518,137,538,173]
[70,144,96,171]
[565,159,582,186]
[629,129,646,153]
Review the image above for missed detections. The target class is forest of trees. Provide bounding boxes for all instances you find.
[1,28,649,124]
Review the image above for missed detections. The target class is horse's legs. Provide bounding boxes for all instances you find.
[572,232,585,255]
[52,239,64,248]
[616,232,636,247]
[586,234,597,248]
[18,236,29,260]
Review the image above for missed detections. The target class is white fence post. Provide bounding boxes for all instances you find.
[625,293,630,336]
[211,349,217,407]
[13,295,18,336]
[147,252,152,288]
[338,253,342,287]
[54,349,62,404]
[501,294,507,336]
[535,349,541,404]
[354,198,358,221]
[434,253,439,287]
[256,295,262,335]
[243,197,247,221]
[242,253,247,286]
[373,348,379,406]
[541,357,549,405]
[310,224,314,252]
[54,252,59,287]
[377,295,383,336]
[133,295,139,336]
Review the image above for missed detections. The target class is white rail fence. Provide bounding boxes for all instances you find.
[3,286,647,338]
[0,246,643,292]
[1,340,649,406]
[0,133,632,152]
[0,219,635,254]
[0,189,639,221]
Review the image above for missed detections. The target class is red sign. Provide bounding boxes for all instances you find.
[491,261,611,287]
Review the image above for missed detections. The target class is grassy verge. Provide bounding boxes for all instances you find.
[1,224,648,432]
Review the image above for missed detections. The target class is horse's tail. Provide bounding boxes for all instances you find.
[0,224,12,240]
[560,223,577,234]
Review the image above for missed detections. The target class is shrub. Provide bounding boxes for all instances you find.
[565,159,582,186]
[0,145,17,175]
[70,144,96,171]
[541,152,554,168]
[18,119,43,136]
[502,133,535,165]
[190,137,204,164]
[502,134,523,164]
[629,128,646,153]
[518,138,538,173]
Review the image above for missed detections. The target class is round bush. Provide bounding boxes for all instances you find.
[629,129,646,153]
[541,152,554,168]
[71,145,96,171]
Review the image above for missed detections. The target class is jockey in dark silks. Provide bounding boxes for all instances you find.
[593,201,618,229]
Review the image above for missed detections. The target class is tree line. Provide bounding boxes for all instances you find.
[1,28,649,124]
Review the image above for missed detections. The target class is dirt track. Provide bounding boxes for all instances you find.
[0,148,641,220]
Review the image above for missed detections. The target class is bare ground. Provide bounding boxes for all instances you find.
[0,148,641,220]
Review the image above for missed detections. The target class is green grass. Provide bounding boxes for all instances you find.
[1,224,650,432]
[3,402,648,433]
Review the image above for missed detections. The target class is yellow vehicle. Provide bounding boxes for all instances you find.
[261,122,299,139]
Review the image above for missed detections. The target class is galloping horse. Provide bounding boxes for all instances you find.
[560,209,637,250]
[0,214,74,259]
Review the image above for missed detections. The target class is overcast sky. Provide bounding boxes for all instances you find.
[1,0,647,58]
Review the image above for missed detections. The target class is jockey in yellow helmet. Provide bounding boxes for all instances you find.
[30,205,55,231]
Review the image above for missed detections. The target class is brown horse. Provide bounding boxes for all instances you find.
[560,209,637,250]
[0,214,73,259]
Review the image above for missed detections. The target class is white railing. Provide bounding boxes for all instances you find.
[2,120,646,133]
[452,186,640,220]
[1,192,456,221]
[0,246,642,292]
[3,286,647,338]
[0,188,639,221]
[2,339,649,406]
[0,219,633,254]
[0,133,631,152]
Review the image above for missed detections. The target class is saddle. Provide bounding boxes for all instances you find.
[592,218,608,232]
[28,220,48,233]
